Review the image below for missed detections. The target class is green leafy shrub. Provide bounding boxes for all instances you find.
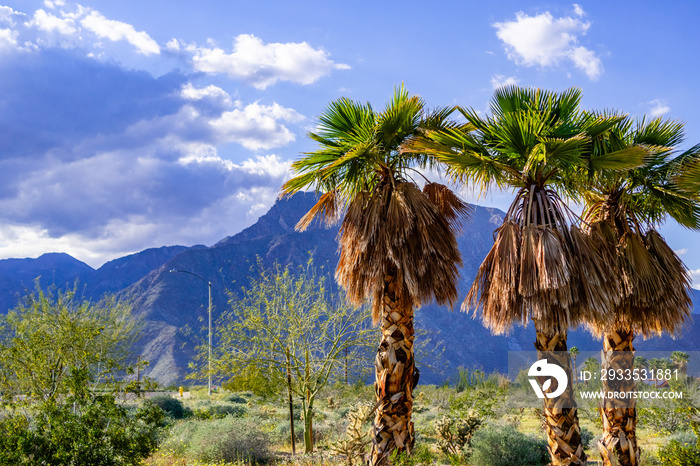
[469,425,549,466]
[0,396,165,466]
[148,395,188,419]
[658,440,700,465]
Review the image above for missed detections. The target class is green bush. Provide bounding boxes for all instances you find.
[162,416,272,463]
[225,394,248,404]
[469,425,549,466]
[658,440,700,466]
[0,396,165,466]
[147,395,187,419]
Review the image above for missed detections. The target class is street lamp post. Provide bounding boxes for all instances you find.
[170,269,213,396]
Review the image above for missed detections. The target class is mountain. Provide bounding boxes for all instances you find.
[1,193,699,386]
[0,246,196,312]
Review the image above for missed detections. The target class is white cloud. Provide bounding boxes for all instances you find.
[493,7,603,80]
[0,5,23,24]
[675,248,688,256]
[690,269,700,289]
[28,9,77,35]
[649,99,671,117]
[573,4,585,17]
[180,83,232,107]
[189,34,350,89]
[491,74,519,89]
[43,0,66,9]
[209,101,305,150]
[0,27,17,51]
[80,10,160,55]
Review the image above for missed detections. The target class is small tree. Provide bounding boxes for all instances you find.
[192,259,374,453]
[0,280,140,399]
[0,282,161,465]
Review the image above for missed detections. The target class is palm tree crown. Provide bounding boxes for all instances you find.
[580,116,700,336]
[406,86,644,335]
[283,85,469,320]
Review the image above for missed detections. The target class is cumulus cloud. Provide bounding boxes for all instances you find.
[649,99,671,117]
[493,6,603,80]
[491,74,519,89]
[209,101,304,150]
[27,9,77,35]
[80,10,160,55]
[187,34,350,89]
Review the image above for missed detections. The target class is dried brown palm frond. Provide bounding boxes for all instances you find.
[422,182,473,230]
[584,225,693,338]
[337,180,464,322]
[464,185,616,335]
[295,191,341,231]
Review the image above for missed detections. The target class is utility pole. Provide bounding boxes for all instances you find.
[170,269,213,396]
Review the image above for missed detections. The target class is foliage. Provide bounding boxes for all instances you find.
[469,425,549,466]
[161,416,272,464]
[191,258,374,453]
[388,444,436,466]
[148,395,188,420]
[657,440,700,466]
[0,392,165,465]
[449,383,506,419]
[0,281,140,400]
[639,397,690,434]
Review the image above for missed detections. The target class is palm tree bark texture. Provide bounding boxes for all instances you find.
[370,270,419,465]
[598,328,639,466]
[534,329,587,465]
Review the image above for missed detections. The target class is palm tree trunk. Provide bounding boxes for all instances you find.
[534,327,587,465]
[370,272,417,466]
[598,327,639,466]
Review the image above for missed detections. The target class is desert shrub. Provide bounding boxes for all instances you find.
[666,430,699,446]
[162,416,271,464]
[211,404,247,418]
[658,440,700,465]
[225,394,248,404]
[148,395,188,419]
[639,399,688,434]
[580,426,594,450]
[275,419,304,445]
[193,404,247,420]
[469,425,549,466]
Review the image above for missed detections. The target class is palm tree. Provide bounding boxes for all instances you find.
[281,86,469,465]
[578,116,700,466]
[570,347,580,383]
[583,356,600,376]
[405,86,642,466]
[671,351,690,375]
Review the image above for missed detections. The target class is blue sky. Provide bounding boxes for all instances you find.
[1,0,700,286]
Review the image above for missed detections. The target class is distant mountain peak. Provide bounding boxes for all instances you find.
[214,192,322,248]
